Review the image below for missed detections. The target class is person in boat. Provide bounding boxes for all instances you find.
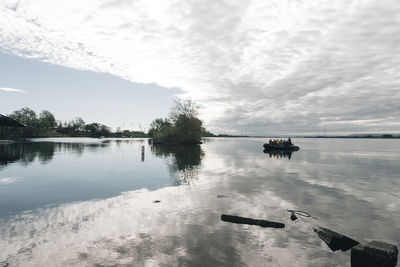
[288,137,292,145]
[269,139,273,145]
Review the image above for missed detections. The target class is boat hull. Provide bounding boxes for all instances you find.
[263,144,300,151]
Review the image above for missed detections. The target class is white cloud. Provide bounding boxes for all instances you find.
[0,0,399,134]
[0,87,26,93]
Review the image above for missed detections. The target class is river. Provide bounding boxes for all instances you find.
[0,138,399,266]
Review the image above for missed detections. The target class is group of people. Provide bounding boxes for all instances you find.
[268,138,292,147]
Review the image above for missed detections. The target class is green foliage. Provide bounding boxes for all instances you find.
[9,107,38,127]
[129,131,148,138]
[202,129,216,137]
[5,108,114,138]
[69,117,85,131]
[39,110,57,129]
[84,123,111,138]
[9,107,40,137]
[6,108,60,138]
[174,114,202,143]
[150,99,203,144]
[148,118,172,141]
[56,117,87,137]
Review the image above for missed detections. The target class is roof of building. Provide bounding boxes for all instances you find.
[0,114,26,127]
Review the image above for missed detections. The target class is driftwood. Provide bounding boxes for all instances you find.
[221,214,285,228]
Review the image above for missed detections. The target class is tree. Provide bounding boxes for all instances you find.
[84,123,101,137]
[174,114,203,143]
[9,107,39,137]
[69,117,85,131]
[115,127,122,137]
[122,130,131,137]
[9,107,38,127]
[62,117,85,136]
[39,110,56,129]
[148,118,171,137]
[169,99,199,122]
[202,128,216,137]
[84,123,110,137]
[150,99,203,144]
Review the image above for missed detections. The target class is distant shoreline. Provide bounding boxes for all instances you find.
[1,135,399,143]
[205,134,400,139]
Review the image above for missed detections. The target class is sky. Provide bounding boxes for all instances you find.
[0,0,399,135]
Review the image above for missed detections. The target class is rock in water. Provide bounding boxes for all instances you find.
[290,211,298,221]
[351,241,398,267]
[314,227,359,252]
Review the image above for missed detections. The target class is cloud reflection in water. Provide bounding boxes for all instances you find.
[0,138,399,266]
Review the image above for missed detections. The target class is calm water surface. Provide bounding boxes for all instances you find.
[0,138,399,266]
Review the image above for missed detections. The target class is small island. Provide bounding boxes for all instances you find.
[148,99,204,145]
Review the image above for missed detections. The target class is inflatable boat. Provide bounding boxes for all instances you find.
[263,143,300,151]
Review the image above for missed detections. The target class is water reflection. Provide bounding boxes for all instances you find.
[0,142,55,167]
[150,144,204,185]
[0,139,204,216]
[263,149,295,159]
[0,138,399,266]
[0,141,109,169]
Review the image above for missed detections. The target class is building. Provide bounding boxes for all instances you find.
[0,114,25,141]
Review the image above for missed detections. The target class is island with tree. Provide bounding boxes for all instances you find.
[148,99,204,144]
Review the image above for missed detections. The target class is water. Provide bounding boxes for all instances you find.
[0,138,399,266]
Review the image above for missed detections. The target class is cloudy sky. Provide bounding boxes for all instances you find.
[0,0,399,135]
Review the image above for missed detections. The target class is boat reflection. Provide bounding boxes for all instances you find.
[150,144,204,185]
[263,149,296,159]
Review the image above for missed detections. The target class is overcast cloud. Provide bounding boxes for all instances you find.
[0,0,399,134]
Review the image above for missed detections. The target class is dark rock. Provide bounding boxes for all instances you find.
[290,211,298,221]
[221,214,285,228]
[351,241,398,267]
[314,227,359,252]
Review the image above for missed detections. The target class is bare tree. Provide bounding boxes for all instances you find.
[169,98,199,122]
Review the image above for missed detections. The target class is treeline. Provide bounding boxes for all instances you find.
[306,134,399,139]
[4,101,216,141]
[5,107,147,138]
